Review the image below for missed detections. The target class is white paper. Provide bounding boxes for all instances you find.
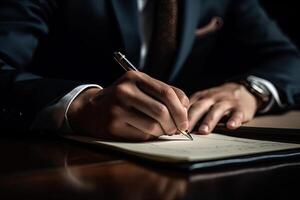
[65,133,300,163]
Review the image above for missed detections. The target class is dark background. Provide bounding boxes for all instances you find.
[260,0,300,49]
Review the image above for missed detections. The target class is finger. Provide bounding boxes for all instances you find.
[188,99,215,132]
[122,85,177,135]
[198,101,234,134]
[124,108,165,137]
[226,109,244,130]
[189,90,208,106]
[100,105,158,141]
[171,86,189,108]
[189,88,235,108]
[137,75,189,131]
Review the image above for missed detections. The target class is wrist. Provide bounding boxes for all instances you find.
[66,87,102,132]
[238,79,270,111]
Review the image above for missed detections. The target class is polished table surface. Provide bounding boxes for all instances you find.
[1,113,300,200]
[1,136,300,200]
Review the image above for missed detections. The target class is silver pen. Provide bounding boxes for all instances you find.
[113,52,193,141]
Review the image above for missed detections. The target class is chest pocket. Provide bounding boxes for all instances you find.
[188,16,224,66]
[193,16,223,51]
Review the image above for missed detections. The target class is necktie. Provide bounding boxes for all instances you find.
[144,0,178,80]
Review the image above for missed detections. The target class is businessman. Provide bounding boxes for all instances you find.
[0,0,300,140]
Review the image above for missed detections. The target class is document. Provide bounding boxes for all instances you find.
[64,112,300,170]
[65,133,300,163]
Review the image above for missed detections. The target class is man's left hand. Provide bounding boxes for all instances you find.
[188,83,258,134]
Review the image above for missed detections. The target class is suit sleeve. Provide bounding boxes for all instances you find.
[0,0,81,131]
[232,0,300,109]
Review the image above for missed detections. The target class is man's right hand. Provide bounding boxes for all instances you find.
[67,71,189,141]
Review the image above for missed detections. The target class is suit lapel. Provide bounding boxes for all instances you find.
[168,0,202,82]
[111,0,141,66]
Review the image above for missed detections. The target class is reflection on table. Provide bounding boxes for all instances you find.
[1,112,300,200]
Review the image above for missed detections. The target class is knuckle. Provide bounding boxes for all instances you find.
[204,92,216,100]
[190,92,200,101]
[206,88,216,96]
[192,100,205,108]
[153,104,168,119]
[223,82,236,88]
[174,87,184,96]
[212,102,224,110]
[114,84,127,94]
[190,91,207,103]
[181,95,190,106]
[114,84,131,99]
[193,99,214,109]
[214,102,229,110]
[232,85,244,99]
[160,87,175,99]
[124,70,138,79]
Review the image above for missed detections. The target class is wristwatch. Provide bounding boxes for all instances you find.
[239,78,271,110]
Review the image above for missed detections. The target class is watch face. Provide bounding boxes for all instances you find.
[250,81,265,94]
[249,79,270,96]
[247,80,270,103]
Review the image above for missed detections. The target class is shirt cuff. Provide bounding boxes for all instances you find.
[31,84,102,133]
[247,75,285,113]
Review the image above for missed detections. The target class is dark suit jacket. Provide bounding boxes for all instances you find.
[0,0,300,130]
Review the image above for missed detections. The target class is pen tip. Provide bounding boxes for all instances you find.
[186,133,193,141]
[179,129,193,141]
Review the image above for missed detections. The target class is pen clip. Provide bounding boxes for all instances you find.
[114,52,138,71]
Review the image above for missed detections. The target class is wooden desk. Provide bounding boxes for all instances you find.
[1,112,300,200]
